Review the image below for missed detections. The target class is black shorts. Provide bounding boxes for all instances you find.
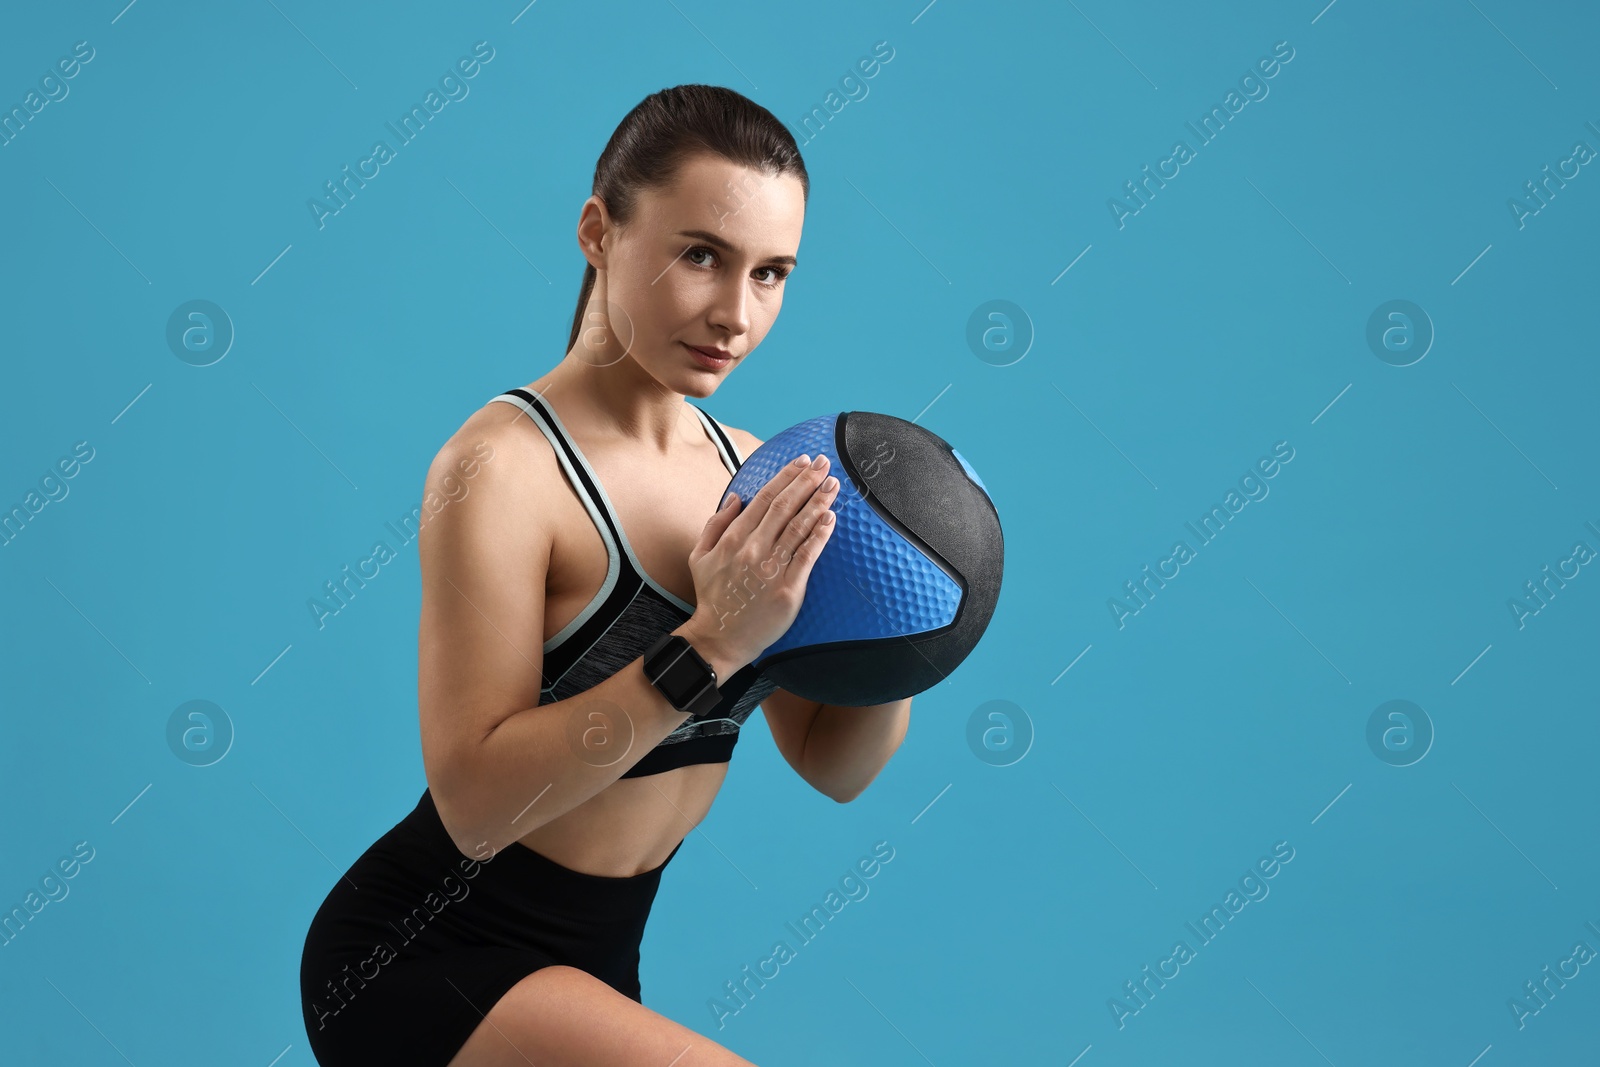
[299,789,682,1066]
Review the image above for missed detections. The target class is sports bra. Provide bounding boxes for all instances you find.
[487,388,779,778]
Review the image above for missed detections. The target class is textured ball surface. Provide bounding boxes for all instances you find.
[719,411,1003,705]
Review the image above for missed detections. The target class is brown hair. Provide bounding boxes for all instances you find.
[567,84,810,353]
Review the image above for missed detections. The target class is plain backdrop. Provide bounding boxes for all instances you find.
[1,1,1597,1064]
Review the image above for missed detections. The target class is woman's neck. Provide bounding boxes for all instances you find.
[527,359,691,458]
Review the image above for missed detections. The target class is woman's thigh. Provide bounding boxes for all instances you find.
[447,965,759,1067]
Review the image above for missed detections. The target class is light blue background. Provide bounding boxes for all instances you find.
[2,1,1597,1064]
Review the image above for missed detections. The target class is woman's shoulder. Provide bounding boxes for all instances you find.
[715,421,765,460]
[424,394,563,507]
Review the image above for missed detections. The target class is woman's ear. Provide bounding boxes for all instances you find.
[576,195,612,270]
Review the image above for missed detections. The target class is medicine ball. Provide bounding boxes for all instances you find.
[719,411,1003,706]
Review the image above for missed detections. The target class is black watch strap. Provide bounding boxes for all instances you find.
[643,633,722,719]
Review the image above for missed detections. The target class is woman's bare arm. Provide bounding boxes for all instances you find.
[416,418,746,859]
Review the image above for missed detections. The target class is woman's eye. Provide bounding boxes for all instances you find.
[685,247,788,287]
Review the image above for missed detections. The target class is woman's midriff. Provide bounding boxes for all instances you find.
[513,760,727,877]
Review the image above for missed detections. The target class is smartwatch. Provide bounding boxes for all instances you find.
[642,632,723,719]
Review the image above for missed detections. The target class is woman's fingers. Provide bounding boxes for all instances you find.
[744,455,832,549]
[728,454,811,539]
[771,474,839,573]
[787,490,838,576]
[695,490,742,560]
[686,457,842,664]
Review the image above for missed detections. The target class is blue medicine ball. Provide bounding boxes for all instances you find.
[718,411,1003,706]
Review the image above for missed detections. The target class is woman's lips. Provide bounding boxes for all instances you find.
[684,343,733,368]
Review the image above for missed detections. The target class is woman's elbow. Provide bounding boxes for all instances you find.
[428,748,518,859]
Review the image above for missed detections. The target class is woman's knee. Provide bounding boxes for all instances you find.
[448,965,758,1067]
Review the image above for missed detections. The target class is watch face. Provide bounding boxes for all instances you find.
[645,632,682,671]
[648,635,717,711]
[658,650,710,701]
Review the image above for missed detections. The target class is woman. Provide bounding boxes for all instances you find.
[299,84,908,1066]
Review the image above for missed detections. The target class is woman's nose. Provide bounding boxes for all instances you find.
[708,280,752,335]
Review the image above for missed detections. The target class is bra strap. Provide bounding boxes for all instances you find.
[689,404,743,469]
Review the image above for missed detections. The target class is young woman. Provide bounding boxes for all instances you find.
[299,85,909,1066]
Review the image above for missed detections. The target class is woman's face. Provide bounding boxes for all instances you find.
[579,152,806,388]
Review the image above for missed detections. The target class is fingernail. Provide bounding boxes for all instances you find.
[720,492,738,510]
[811,454,828,470]
[793,455,810,468]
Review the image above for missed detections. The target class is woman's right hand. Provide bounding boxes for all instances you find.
[684,452,841,673]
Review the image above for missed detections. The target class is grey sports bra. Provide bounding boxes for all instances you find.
[487,388,778,778]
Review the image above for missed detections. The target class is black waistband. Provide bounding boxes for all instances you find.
[409,789,683,893]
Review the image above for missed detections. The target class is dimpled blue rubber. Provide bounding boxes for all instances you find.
[722,413,964,665]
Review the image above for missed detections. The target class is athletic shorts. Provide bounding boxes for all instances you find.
[299,788,681,1065]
